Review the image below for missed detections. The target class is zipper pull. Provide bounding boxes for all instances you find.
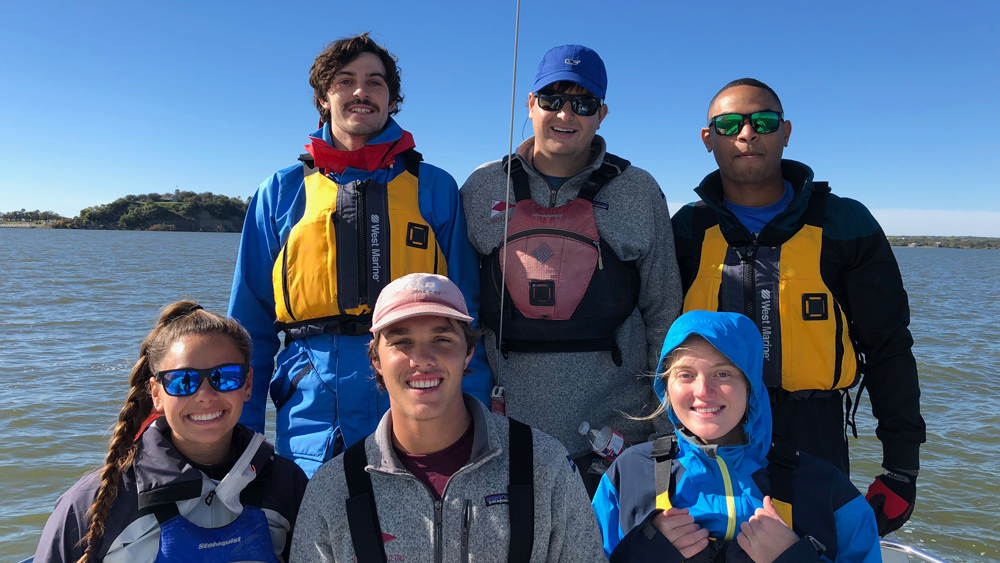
[550,189,558,207]
[596,242,603,270]
[205,490,216,506]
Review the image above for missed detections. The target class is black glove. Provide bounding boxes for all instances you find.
[865,469,916,536]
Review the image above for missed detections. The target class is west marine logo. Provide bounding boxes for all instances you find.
[370,214,382,282]
[760,289,772,361]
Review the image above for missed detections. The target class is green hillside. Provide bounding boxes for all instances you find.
[53,191,248,232]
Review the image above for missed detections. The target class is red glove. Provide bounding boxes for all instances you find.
[865,469,916,536]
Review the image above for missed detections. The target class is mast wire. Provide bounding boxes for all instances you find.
[496,0,521,392]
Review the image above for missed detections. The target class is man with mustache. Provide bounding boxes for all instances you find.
[228,33,491,477]
[673,78,925,537]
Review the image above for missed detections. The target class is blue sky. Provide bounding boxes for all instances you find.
[1,0,998,236]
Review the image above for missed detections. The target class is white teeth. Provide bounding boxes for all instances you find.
[553,127,574,133]
[408,379,442,389]
[350,108,373,113]
[189,411,223,421]
[693,406,722,414]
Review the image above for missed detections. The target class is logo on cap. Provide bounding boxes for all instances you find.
[564,58,580,65]
[407,275,442,294]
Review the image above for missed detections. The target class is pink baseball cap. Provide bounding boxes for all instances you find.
[370,273,473,333]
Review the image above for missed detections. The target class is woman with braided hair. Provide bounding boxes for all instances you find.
[34,301,308,563]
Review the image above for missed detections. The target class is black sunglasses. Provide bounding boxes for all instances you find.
[155,363,249,397]
[709,111,784,136]
[534,92,604,117]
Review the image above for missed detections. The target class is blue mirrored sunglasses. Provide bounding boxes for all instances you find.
[155,363,249,397]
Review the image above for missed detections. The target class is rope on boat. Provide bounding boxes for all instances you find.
[495,0,521,394]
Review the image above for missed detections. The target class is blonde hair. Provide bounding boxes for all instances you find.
[75,301,251,563]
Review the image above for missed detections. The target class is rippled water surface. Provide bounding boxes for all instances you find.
[1,230,998,562]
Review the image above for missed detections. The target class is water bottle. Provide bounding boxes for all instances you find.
[578,421,627,461]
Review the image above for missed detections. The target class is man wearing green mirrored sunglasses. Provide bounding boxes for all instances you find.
[673,78,925,538]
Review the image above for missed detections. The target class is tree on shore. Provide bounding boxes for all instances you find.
[0,209,63,222]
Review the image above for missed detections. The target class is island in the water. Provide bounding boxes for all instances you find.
[887,236,999,249]
[1,191,248,232]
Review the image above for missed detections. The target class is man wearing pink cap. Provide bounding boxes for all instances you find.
[292,273,607,563]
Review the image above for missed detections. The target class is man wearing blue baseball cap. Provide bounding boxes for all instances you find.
[461,45,682,496]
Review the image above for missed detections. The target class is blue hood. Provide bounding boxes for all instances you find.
[653,310,772,539]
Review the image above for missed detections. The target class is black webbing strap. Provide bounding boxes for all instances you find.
[152,503,180,525]
[344,439,388,563]
[506,418,534,563]
[502,155,533,203]
[278,314,374,342]
[403,148,423,178]
[767,441,798,511]
[651,435,679,503]
[576,154,630,202]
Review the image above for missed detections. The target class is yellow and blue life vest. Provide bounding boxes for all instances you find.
[272,151,446,332]
[682,184,858,392]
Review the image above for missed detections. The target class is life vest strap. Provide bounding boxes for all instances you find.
[343,419,536,563]
[500,153,631,204]
[769,388,839,404]
[651,434,678,511]
[278,315,374,342]
[767,441,798,528]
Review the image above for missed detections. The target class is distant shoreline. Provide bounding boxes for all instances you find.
[886,236,999,250]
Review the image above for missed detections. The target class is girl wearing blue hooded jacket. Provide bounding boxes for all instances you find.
[591,311,880,563]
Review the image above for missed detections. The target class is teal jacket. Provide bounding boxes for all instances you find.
[592,310,881,563]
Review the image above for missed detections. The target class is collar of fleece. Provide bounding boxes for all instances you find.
[304,118,416,174]
[653,310,773,539]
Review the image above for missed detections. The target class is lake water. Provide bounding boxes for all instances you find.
[1,229,998,562]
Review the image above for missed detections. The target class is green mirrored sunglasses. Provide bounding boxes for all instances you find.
[709,111,784,136]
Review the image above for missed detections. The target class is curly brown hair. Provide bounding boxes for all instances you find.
[309,32,403,123]
[74,301,251,563]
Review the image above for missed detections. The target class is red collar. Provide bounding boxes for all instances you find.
[304,130,416,174]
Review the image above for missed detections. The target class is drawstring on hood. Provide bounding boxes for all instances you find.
[652,310,773,539]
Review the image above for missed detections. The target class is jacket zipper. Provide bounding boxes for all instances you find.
[434,499,444,563]
[713,456,737,540]
[460,499,472,563]
[549,188,558,207]
[280,244,296,321]
[736,236,759,320]
[357,179,370,305]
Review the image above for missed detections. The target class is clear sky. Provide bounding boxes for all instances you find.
[1,0,998,236]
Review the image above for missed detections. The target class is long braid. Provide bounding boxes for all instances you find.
[74,300,250,562]
[75,352,154,563]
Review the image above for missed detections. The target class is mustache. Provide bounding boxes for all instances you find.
[343,99,380,112]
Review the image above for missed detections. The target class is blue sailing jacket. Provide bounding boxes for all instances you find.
[592,311,880,563]
[228,119,492,476]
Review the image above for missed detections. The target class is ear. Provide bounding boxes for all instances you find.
[596,103,609,130]
[527,92,537,120]
[388,100,397,114]
[244,369,253,401]
[781,120,792,147]
[150,377,164,411]
[701,127,713,152]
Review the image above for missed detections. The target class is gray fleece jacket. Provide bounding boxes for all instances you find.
[460,137,682,453]
[290,395,608,563]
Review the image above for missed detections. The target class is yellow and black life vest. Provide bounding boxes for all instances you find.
[682,187,858,392]
[273,151,446,336]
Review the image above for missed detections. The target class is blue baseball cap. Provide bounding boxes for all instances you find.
[532,44,607,100]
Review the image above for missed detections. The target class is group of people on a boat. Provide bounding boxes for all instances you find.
[33,34,924,563]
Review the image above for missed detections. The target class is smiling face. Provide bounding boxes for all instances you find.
[666,336,749,445]
[701,85,792,190]
[373,315,473,425]
[150,333,252,465]
[528,82,608,173]
[321,51,395,150]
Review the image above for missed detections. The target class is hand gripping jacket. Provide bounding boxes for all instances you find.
[590,311,881,563]
[274,147,446,337]
[681,177,857,392]
[479,154,641,366]
[33,419,308,563]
